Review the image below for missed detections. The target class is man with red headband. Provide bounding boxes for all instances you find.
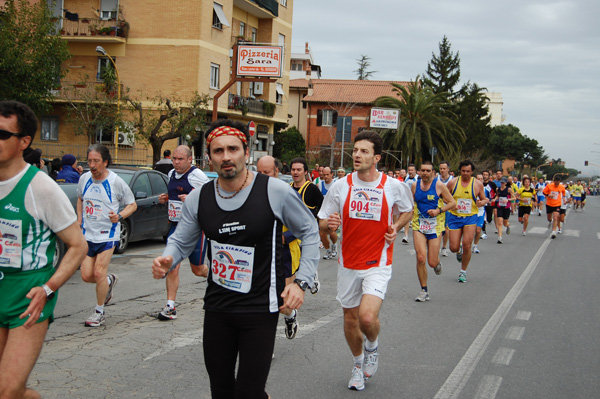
[152,119,319,399]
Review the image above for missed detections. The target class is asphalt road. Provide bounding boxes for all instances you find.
[29,197,600,399]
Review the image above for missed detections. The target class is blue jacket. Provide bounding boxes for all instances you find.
[56,165,80,183]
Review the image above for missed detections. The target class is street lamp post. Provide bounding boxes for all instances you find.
[96,46,121,163]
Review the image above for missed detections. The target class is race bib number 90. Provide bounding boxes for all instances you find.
[349,187,383,221]
[210,241,255,293]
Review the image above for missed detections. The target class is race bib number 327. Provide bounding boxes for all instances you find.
[210,241,255,293]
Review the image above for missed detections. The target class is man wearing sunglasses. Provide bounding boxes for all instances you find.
[0,101,87,398]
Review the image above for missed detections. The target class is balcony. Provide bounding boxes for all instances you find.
[233,0,278,18]
[228,94,275,117]
[51,81,123,102]
[51,17,129,43]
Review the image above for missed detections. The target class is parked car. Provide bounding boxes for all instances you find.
[57,167,171,261]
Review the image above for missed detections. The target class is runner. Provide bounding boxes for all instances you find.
[402,164,418,243]
[0,100,88,399]
[317,166,338,260]
[78,144,137,327]
[318,130,413,391]
[410,161,455,302]
[438,161,452,256]
[472,174,486,253]
[290,157,323,293]
[493,177,514,244]
[446,160,489,282]
[516,177,537,235]
[152,120,319,399]
[156,145,209,320]
[336,167,346,181]
[481,170,497,240]
[511,176,521,215]
[542,175,566,239]
[535,177,547,216]
[572,179,583,212]
[557,183,571,234]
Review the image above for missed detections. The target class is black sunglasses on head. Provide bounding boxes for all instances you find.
[0,129,25,140]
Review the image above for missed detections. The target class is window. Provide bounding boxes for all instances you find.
[276,83,284,105]
[132,174,151,197]
[291,61,303,71]
[210,63,220,89]
[278,33,285,47]
[316,109,338,127]
[212,2,230,29]
[148,173,167,196]
[100,0,118,20]
[95,124,114,144]
[41,116,59,141]
[251,27,257,42]
[280,0,287,7]
[97,58,114,81]
[239,22,245,37]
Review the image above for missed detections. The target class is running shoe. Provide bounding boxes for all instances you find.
[506,225,511,235]
[284,310,298,339]
[85,311,105,327]
[547,221,552,228]
[363,348,379,379]
[415,290,430,302]
[522,231,527,236]
[104,273,118,305]
[330,244,338,258]
[323,249,332,260]
[456,246,463,263]
[319,242,324,249]
[157,305,177,321]
[434,262,442,275]
[457,271,467,283]
[472,245,480,254]
[402,236,409,244]
[441,247,449,257]
[551,231,557,239]
[497,237,503,244]
[310,272,320,294]
[348,366,365,391]
[557,228,562,234]
[480,233,488,240]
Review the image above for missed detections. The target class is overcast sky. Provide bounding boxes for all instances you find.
[290,0,600,177]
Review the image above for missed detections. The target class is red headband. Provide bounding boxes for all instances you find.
[206,126,248,146]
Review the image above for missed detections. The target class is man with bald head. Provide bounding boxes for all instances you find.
[156,145,209,320]
[257,155,280,178]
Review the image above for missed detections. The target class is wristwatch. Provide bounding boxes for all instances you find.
[42,284,55,300]
[118,214,124,222]
[293,279,310,291]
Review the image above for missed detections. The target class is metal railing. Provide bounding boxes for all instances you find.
[228,94,271,116]
[32,142,153,167]
[51,17,128,38]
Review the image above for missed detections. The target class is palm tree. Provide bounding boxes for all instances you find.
[374,76,465,168]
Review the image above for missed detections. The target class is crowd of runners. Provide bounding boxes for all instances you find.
[1,99,594,398]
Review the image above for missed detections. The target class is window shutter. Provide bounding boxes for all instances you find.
[332,111,338,126]
[316,109,322,126]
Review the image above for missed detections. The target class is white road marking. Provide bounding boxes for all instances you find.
[527,227,548,235]
[277,308,342,339]
[597,232,600,240]
[515,311,531,321]
[492,347,515,366]
[562,229,579,237]
[144,328,204,361]
[407,249,416,256]
[505,326,525,341]
[474,375,503,399]
[433,232,553,399]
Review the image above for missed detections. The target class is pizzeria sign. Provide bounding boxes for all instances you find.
[237,45,283,78]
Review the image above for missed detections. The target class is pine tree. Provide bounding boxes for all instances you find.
[354,55,376,80]
[423,36,461,99]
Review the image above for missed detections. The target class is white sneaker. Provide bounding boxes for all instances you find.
[402,236,409,244]
[84,311,105,327]
[310,272,320,294]
[472,245,480,254]
[348,366,365,391]
[557,229,562,234]
[363,348,379,379]
[330,244,338,258]
[441,247,448,257]
[522,231,527,236]
[551,231,557,239]
[323,249,332,260]
[434,262,442,275]
[415,289,430,302]
[480,233,488,240]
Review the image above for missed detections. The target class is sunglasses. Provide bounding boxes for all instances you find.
[0,129,25,140]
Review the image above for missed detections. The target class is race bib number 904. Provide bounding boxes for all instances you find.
[349,187,383,221]
[210,241,255,293]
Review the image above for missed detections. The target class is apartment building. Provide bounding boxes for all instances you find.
[36,0,293,165]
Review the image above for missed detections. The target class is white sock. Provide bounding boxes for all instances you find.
[95,304,104,314]
[167,300,175,308]
[365,338,378,352]
[284,309,296,320]
[353,353,364,367]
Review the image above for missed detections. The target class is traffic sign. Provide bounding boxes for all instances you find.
[248,121,256,137]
